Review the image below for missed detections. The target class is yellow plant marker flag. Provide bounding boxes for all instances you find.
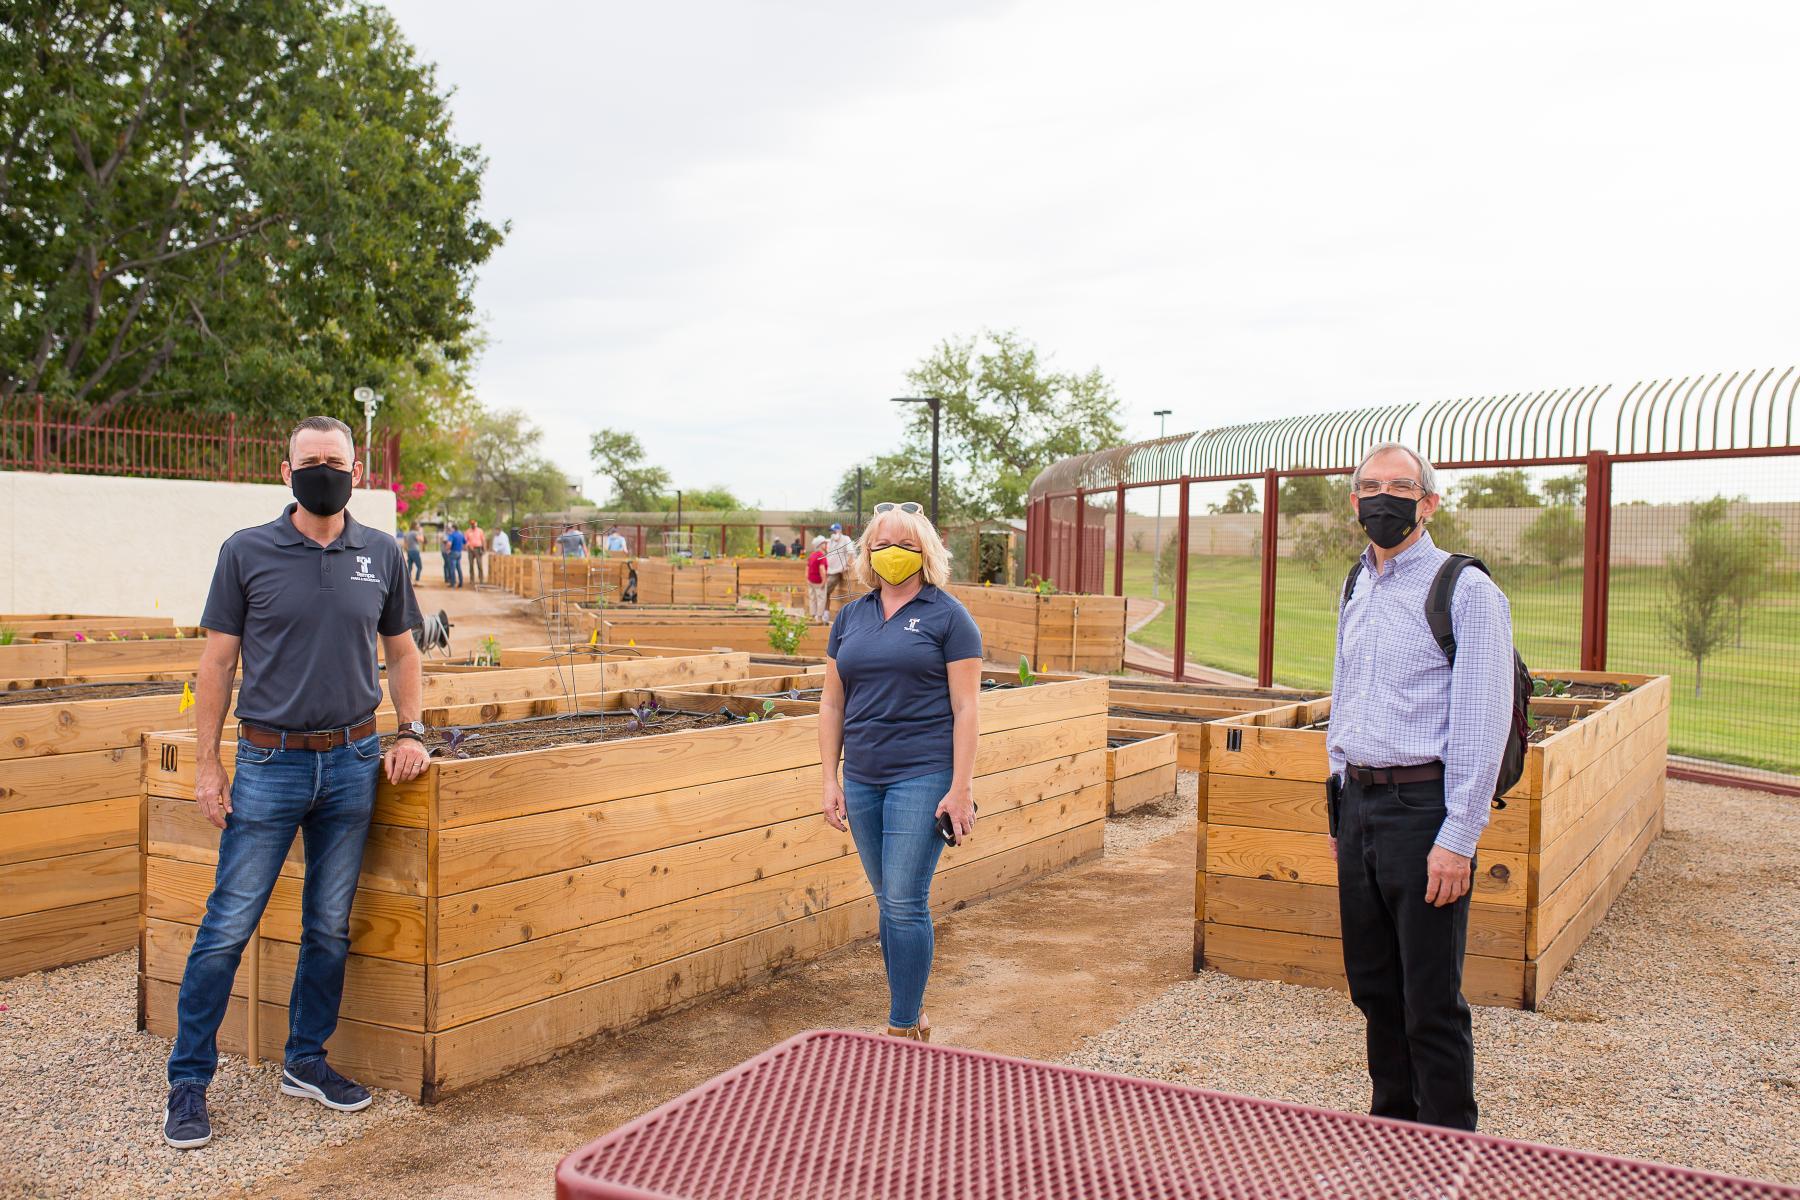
[628,639,636,647]
[179,682,196,714]
[588,628,599,646]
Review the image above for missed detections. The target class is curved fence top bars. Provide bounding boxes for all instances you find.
[1027,367,1800,500]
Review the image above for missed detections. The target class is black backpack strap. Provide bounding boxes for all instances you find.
[1425,554,1491,666]
[1341,560,1364,611]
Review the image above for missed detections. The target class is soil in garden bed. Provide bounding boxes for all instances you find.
[0,679,189,706]
[1534,678,1631,701]
[426,708,758,758]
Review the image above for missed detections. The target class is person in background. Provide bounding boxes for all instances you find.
[402,524,423,583]
[556,523,587,558]
[1327,441,1515,1132]
[818,502,981,1043]
[464,520,486,585]
[790,535,805,558]
[822,522,854,616]
[160,416,427,1149]
[771,536,789,558]
[604,526,629,554]
[490,526,511,557]
[443,522,466,588]
[805,535,829,620]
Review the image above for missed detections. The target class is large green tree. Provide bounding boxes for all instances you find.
[588,428,672,510]
[900,330,1122,519]
[462,408,568,526]
[0,2,504,417]
[833,454,960,523]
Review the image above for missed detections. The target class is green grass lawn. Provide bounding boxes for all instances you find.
[1116,551,1800,774]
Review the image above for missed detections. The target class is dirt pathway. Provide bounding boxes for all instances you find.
[241,826,1198,1199]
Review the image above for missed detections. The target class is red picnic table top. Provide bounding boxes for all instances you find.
[555,1030,1797,1200]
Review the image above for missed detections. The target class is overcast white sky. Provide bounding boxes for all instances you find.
[382,0,1800,511]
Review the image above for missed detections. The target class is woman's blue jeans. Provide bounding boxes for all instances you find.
[844,768,952,1028]
[166,733,381,1087]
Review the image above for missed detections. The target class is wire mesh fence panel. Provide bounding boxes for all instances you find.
[1271,472,1353,689]
[1112,484,1183,672]
[1177,479,1267,680]
[1606,459,1800,780]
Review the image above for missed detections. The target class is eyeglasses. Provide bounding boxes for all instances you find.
[872,501,923,515]
[1352,478,1427,499]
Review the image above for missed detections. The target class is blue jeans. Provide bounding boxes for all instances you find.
[443,551,463,587]
[167,733,382,1087]
[844,768,952,1028]
[406,548,422,582]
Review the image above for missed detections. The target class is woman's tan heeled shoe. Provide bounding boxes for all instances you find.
[885,1014,931,1042]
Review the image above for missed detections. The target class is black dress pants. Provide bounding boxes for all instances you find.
[1336,774,1478,1130]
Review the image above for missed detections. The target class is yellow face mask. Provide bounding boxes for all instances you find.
[870,544,924,586]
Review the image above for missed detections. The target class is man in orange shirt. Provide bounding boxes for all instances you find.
[465,521,486,585]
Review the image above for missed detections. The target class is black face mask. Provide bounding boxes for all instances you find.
[290,464,354,517]
[1356,492,1419,549]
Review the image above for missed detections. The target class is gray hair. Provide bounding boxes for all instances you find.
[287,415,356,462]
[1353,441,1439,496]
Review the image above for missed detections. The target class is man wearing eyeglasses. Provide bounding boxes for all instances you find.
[1326,441,1514,1132]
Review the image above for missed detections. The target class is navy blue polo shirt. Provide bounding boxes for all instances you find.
[827,585,983,786]
[201,504,421,731]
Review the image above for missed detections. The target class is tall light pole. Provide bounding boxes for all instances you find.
[1151,408,1172,599]
[855,465,864,530]
[354,385,380,487]
[889,396,942,526]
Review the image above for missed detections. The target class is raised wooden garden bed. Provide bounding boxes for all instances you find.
[746,654,829,678]
[139,675,1107,1100]
[420,647,740,695]
[1105,729,1178,816]
[1194,671,1671,1010]
[944,585,1127,673]
[592,616,831,657]
[1108,680,1326,771]
[0,634,209,681]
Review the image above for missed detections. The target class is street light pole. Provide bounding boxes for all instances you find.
[354,386,380,488]
[1151,409,1172,599]
[855,466,864,530]
[889,397,942,525]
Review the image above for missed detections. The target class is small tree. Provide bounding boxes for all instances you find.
[1659,501,1744,697]
[1209,484,1259,515]
[1542,473,1586,507]
[1456,470,1541,509]
[1525,505,1584,569]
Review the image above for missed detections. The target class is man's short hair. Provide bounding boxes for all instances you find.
[1352,441,1439,496]
[288,415,356,463]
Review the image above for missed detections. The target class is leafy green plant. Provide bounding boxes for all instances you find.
[743,699,781,723]
[434,727,473,759]
[1531,678,1569,698]
[766,604,809,655]
[1018,655,1036,686]
[628,702,659,732]
[1023,573,1058,595]
[474,635,502,667]
[0,627,15,646]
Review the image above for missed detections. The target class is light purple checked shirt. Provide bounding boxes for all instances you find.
[1327,532,1516,858]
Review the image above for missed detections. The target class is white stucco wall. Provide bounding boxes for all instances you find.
[0,471,398,624]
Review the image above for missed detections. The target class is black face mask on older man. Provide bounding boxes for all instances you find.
[1356,493,1419,549]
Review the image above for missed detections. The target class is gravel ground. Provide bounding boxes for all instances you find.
[1102,769,1198,854]
[3,776,1792,1197]
[1066,778,1800,1185]
[0,953,412,1200]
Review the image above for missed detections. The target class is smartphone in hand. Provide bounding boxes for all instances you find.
[937,802,978,846]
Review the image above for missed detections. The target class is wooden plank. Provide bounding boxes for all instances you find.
[1108,765,1176,816]
[0,691,191,760]
[146,797,426,897]
[1533,743,1665,905]
[1206,825,1527,906]
[1204,723,1331,783]
[0,642,68,678]
[0,894,137,978]
[1537,704,1670,847]
[426,821,1104,1097]
[433,759,1104,962]
[0,845,136,918]
[143,734,433,829]
[1201,924,1527,1008]
[436,747,1104,894]
[143,978,426,1100]
[63,639,209,676]
[1525,793,1663,1008]
[433,705,1106,829]
[1205,773,1529,854]
[1106,731,1176,779]
[0,746,137,814]
[1202,875,1527,959]
[432,784,1106,1027]
[143,919,426,1031]
[1530,763,1665,955]
[0,794,137,866]
[144,857,426,963]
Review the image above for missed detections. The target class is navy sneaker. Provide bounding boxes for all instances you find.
[280,1058,372,1112]
[163,1082,211,1149]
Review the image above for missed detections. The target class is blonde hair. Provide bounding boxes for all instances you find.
[853,508,952,590]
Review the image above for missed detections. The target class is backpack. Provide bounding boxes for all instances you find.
[1341,554,1531,809]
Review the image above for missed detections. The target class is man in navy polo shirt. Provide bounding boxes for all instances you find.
[162,416,430,1150]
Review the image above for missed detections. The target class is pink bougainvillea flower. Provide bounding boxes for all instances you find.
[411,481,427,497]
[391,482,401,493]
[397,499,410,514]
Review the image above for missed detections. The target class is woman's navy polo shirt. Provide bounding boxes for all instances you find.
[827,584,984,786]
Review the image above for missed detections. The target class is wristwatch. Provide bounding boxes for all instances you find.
[395,721,427,744]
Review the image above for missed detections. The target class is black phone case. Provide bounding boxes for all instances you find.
[938,802,979,845]
[1326,776,1343,840]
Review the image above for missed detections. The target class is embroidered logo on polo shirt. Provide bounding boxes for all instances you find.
[904,617,922,632]
[352,554,381,584]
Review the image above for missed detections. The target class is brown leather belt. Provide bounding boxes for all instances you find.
[238,716,377,751]
[1346,762,1445,787]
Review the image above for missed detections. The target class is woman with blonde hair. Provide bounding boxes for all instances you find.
[819,502,983,1041]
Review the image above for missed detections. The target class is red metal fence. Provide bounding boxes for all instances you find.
[0,396,396,485]
[1025,372,1800,789]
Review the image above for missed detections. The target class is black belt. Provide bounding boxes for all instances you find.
[238,717,377,751]
[1346,762,1444,787]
